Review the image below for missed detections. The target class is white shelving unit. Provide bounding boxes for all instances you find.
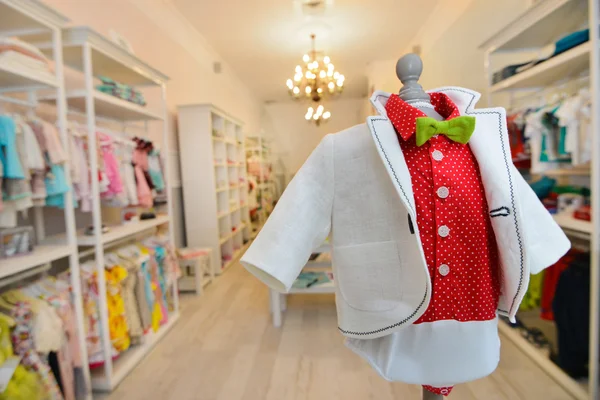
[270,243,333,327]
[37,26,178,392]
[481,1,598,398]
[0,1,92,398]
[177,104,251,274]
[246,135,277,236]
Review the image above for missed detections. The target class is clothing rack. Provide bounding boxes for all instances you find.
[0,0,93,399]
[480,1,598,398]
[33,26,177,392]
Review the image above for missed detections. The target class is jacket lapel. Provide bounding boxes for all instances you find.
[369,87,528,319]
[366,115,417,218]
[436,87,528,319]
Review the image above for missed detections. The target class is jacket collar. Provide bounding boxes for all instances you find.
[370,87,482,119]
[384,92,462,141]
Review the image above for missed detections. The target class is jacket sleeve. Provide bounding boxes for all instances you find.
[514,166,571,274]
[241,134,334,292]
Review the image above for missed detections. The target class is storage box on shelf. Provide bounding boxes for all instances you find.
[481,1,596,399]
[36,26,177,392]
[178,104,251,275]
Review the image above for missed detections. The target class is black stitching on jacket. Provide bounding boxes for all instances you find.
[337,118,426,336]
[342,89,525,335]
[490,206,510,217]
[439,88,524,316]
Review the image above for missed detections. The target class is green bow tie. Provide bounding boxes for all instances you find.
[415,116,476,147]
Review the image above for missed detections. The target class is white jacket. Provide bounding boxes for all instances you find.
[241,87,570,340]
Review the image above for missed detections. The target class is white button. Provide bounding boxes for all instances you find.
[438,225,450,237]
[439,264,450,276]
[437,186,449,199]
[432,150,444,161]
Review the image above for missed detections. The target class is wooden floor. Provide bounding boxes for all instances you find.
[98,263,575,400]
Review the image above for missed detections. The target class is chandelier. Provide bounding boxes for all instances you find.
[305,104,331,126]
[286,34,345,124]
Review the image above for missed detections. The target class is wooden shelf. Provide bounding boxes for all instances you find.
[480,0,587,52]
[219,233,233,245]
[491,42,591,92]
[58,27,168,86]
[553,213,592,234]
[41,90,162,121]
[543,166,591,176]
[0,0,68,34]
[91,312,180,391]
[0,62,58,91]
[77,215,170,246]
[220,241,251,274]
[0,242,71,280]
[289,280,335,294]
[498,320,587,400]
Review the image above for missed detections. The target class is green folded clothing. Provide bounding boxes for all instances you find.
[292,271,331,289]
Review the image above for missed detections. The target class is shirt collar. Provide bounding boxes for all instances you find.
[384,92,462,141]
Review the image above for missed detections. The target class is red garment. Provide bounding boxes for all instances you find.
[385,93,501,323]
[540,249,578,320]
[385,93,501,396]
[423,385,453,396]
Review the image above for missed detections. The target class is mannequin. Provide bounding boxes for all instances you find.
[396,53,444,121]
[397,52,444,400]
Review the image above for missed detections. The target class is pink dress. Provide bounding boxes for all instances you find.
[133,148,152,208]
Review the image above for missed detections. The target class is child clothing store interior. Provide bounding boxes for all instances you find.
[1,0,600,399]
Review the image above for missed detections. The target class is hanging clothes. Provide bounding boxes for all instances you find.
[11,302,64,400]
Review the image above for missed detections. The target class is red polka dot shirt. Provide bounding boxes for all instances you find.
[385,93,501,324]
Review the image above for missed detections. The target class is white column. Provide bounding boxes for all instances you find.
[82,42,114,384]
[160,83,179,313]
[51,27,92,398]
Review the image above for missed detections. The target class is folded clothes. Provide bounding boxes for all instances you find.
[292,271,332,289]
[492,28,592,85]
[95,76,147,106]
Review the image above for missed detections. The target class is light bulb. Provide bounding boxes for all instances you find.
[286,79,293,89]
[305,107,313,120]
[328,82,335,90]
[337,79,343,87]
[323,111,331,119]
[327,70,333,77]
[294,74,301,82]
[313,114,319,120]
[333,72,340,79]
[293,87,300,94]
[317,88,323,93]
[303,54,309,62]
[339,74,345,81]
[317,105,324,112]
[305,71,311,79]
[319,70,326,78]
[305,86,312,94]
[328,63,334,71]
[323,56,330,64]
[295,65,302,73]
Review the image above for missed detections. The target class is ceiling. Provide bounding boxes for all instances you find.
[171,0,441,102]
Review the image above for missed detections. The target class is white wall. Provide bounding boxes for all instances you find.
[43,0,263,246]
[366,0,532,105]
[264,98,364,177]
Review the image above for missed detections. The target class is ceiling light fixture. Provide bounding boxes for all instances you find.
[286,33,344,125]
[304,104,331,126]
